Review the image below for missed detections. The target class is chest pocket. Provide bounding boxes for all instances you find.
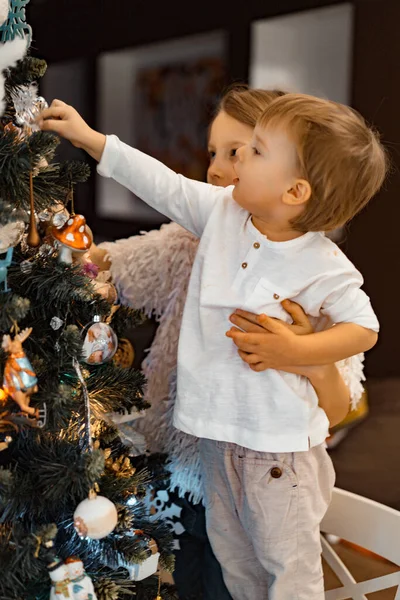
[245,278,293,323]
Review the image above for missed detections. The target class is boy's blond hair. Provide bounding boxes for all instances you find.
[259,93,388,232]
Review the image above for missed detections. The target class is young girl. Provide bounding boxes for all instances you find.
[41,86,366,599]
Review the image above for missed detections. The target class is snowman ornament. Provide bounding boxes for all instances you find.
[65,557,97,600]
[48,558,73,600]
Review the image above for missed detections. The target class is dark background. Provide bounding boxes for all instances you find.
[26,0,399,379]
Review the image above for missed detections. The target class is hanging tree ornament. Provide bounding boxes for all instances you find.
[51,203,70,229]
[73,488,118,540]
[48,558,73,600]
[27,170,41,247]
[82,316,118,365]
[73,358,93,453]
[126,533,160,582]
[0,247,13,292]
[154,576,163,600]
[51,184,92,263]
[52,214,93,264]
[50,317,64,331]
[10,83,48,131]
[65,556,98,600]
[72,358,118,540]
[0,0,31,44]
[1,327,38,416]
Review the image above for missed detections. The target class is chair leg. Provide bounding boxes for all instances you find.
[321,535,368,600]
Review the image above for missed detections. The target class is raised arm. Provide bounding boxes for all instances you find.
[39,100,227,237]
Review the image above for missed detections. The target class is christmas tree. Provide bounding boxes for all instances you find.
[0,3,175,599]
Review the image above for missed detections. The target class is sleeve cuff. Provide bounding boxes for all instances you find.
[97,134,120,178]
[322,287,380,333]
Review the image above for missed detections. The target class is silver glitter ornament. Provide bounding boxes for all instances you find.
[20,259,33,274]
[52,210,69,229]
[38,243,55,258]
[50,317,64,331]
[11,84,48,130]
[38,209,52,222]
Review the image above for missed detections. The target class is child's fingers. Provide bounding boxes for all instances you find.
[281,299,312,331]
[38,105,68,123]
[51,99,67,108]
[226,329,263,349]
[226,326,242,334]
[39,118,66,134]
[250,362,268,372]
[234,309,259,323]
[238,350,262,365]
[229,312,267,333]
[233,338,261,353]
[256,313,285,334]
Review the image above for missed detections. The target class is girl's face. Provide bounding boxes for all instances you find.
[207,110,254,188]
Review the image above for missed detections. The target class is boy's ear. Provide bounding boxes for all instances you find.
[283,179,311,206]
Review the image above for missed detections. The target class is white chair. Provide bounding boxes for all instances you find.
[321,487,400,599]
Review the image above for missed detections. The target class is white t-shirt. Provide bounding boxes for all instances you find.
[98,135,379,453]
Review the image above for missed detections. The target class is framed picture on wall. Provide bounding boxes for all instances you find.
[134,57,224,183]
[249,3,353,243]
[97,31,227,228]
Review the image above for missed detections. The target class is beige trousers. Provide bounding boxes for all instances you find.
[199,439,335,600]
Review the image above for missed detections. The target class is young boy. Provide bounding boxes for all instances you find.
[39,93,386,600]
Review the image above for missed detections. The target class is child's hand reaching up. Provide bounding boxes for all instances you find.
[38,100,106,162]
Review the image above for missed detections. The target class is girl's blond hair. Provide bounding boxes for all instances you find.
[215,84,286,128]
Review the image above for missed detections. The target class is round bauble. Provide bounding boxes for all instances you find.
[73,494,118,540]
[82,317,118,365]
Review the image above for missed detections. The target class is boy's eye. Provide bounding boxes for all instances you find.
[252,146,261,155]
[208,150,216,160]
[230,148,238,158]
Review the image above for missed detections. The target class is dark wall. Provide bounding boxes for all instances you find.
[28,0,347,65]
[347,0,400,377]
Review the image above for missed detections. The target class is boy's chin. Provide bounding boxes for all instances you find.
[232,188,248,210]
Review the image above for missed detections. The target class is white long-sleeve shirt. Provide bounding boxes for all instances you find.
[98,135,379,453]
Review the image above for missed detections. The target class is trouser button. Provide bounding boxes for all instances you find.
[271,467,282,479]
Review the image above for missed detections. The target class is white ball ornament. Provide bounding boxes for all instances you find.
[73,492,118,540]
